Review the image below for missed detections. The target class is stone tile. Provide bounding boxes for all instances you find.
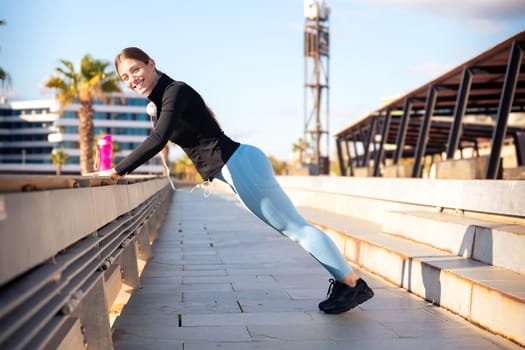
[138,275,183,285]
[186,289,291,303]
[114,332,183,350]
[285,287,325,301]
[231,275,282,291]
[239,298,318,313]
[248,317,395,341]
[177,282,234,293]
[183,263,235,271]
[116,292,182,315]
[182,311,315,327]
[182,275,235,285]
[179,269,228,277]
[348,286,426,311]
[184,340,342,350]
[113,322,250,343]
[336,336,523,350]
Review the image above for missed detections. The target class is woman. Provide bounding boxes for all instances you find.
[99,47,374,314]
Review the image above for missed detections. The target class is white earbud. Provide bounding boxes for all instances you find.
[146,102,157,117]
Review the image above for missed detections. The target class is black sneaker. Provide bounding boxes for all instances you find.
[318,278,343,311]
[321,278,374,314]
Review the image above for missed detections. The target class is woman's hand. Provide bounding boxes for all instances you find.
[100,168,123,181]
[84,168,123,181]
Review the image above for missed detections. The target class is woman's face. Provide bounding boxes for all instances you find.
[117,57,158,96]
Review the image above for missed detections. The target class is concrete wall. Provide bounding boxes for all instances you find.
[434,156,489,179]
[276,176,525,222]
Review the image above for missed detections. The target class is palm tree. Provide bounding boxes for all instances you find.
[0,20,11,103]
[292,137,310,163]
[50,149,69,176]
[267,155,287,175]
[0,67,11,103]
[45,54,122,174]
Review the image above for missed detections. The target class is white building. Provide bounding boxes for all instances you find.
[0,93,163,174]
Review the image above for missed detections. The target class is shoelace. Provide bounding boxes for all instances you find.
[326,278,337,297]
[190,180,212,197]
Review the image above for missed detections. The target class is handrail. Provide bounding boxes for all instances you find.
[0,176,171,349]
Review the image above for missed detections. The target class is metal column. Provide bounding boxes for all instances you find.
[446,68,472,159]
[352,132,360,168]
[412,86,437,178]
[361,116,377,167]
[486,41,523,179]
[336,137,345,176]
[373,110,392,177]
[514,132,525,166]
[345,139,354,176]
[393,99,413,165]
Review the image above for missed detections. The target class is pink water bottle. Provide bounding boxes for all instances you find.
[97,135,113,171]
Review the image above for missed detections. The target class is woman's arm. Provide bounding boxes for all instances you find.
[114,85,186,175]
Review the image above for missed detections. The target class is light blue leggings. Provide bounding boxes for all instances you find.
[214,144,352,280]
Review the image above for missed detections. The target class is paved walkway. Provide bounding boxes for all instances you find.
[112,188,522,350]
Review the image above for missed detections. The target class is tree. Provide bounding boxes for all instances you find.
[292,137,310,163]
[0,67,11,103]
[268,155,287,175]
[0,20,11,103]
[174,154,201,182]
[50,149,69,176]
[45,54,122,174]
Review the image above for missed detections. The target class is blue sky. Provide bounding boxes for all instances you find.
[1,0,524,160]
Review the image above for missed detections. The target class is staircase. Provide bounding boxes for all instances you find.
[276,176,525,347]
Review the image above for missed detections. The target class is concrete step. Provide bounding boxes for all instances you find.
[298,206,525,347]
[382,210,525,275]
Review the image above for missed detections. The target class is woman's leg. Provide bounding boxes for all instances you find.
[215,144,353,281]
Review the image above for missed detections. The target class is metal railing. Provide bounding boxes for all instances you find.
[0,175,172,349]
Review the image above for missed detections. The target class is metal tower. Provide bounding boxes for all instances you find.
[304,0,330,174]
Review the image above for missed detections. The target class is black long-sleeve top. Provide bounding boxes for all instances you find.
[114,74,240,180]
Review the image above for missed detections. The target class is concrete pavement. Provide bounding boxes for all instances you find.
[112,187,522,349]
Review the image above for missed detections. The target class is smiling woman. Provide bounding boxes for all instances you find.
[115,48,159,96]
[95,46,375,314]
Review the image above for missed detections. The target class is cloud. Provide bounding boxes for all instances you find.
[464,18,506,34]
[357,0,525,21]
[408,61,454,79]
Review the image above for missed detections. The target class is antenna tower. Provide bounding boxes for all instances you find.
[304,0,330,174]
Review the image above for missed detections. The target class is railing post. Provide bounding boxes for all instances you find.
[72,278,113,350]
[120,238,141,290]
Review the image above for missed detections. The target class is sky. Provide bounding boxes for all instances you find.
[1,0,524,160]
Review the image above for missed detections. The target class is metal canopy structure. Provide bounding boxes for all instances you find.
[335,30,525,179]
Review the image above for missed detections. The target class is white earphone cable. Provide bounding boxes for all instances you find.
[147,102,176,191]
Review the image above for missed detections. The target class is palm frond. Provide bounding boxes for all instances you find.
[56,67,77,81]
[58,59,75,73]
